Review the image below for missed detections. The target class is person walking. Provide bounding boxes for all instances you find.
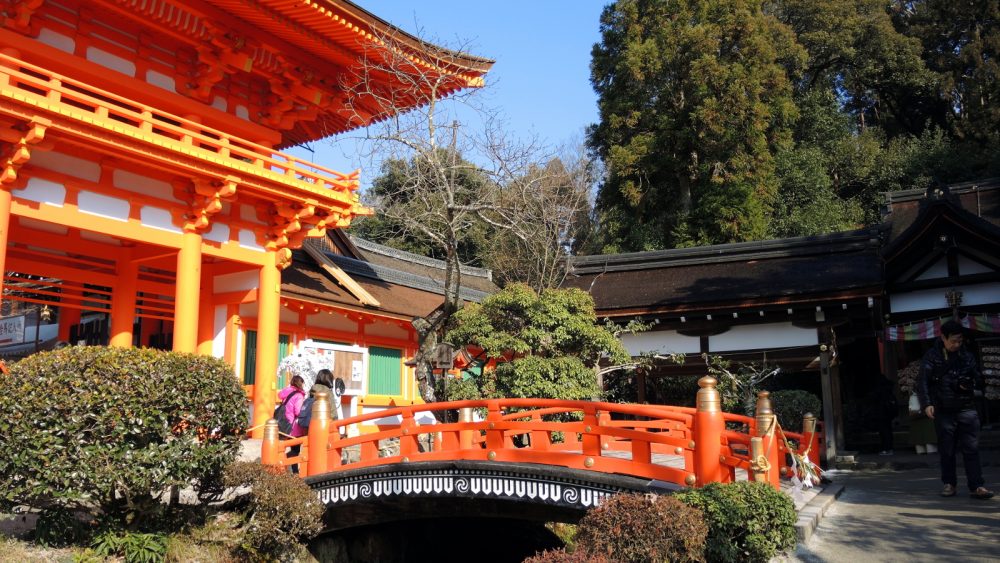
[277,375,306,473]
[916,320,994,499]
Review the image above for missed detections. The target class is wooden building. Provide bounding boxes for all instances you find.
[0,0,492,435]
[564,180,1000,459]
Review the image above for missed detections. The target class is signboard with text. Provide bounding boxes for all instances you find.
[0,315,25,346]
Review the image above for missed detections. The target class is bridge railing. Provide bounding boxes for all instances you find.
[261,377,823,489]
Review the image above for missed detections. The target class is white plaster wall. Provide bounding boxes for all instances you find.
[31,151,101,182]
[140,207,181,233]
[14,177,66,207]
[890,282,1000,313]
[86,46,135,77]
[215,270,260,293]
[37,28,74,53]
[78,190,129,221]
[915,258,949,281]
[620,330,701,356]
[307,312,359,335]
[212,304,227,359]
[365,321,409,341]
[146,70,176,92]
[279,307,299,324]
[202,222,231,244]
[113,170,180,203]
[709,322,818,352]
[238,230,264,251]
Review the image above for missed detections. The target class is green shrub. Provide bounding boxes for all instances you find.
[574,493,707,563]
[91,530,169,563]
[222,461,324,560]
[0,346,247,525]
[769,390,822,431]
[674,481,796,563]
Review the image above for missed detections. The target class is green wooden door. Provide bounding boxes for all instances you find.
[243,331,290,386]
[368,346,402,395]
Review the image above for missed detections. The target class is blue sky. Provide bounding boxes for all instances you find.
[290,1,610,181]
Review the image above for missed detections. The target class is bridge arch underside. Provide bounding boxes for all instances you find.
[307,460,681,531]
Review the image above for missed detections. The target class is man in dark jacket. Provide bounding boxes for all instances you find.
[917,320,994,499]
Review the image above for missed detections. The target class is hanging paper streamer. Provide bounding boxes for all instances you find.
[886,314,1000,341]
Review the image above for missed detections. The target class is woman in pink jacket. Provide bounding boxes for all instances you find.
[277,375,305,473]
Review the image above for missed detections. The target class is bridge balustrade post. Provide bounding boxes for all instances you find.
[755,391,780,489]
[803,412,821,470]
[693,376,724,486]
[530,413,550,451]
[485,401,504,452]
[581,405,600,457]
[749,437,767,482]
[399,410,419,459]
[261,419,281,468]
[459,407,474,450]
[307,391,331,477]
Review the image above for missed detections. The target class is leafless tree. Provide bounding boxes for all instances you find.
[332,30,590,402]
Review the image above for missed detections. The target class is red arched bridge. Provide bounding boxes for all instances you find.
[260,377,823,530]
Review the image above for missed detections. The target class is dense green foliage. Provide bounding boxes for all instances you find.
[447,285,629,401]
[674,481,797,563]
[0,346,246,523]
[575,493,708,562]
[589,0,1000,252]
[769,389,822,431]
[222,462,324,560]
[589,0,805,250]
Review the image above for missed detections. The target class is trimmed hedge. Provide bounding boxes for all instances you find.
[769,390,822,431]
[674,481,796,563]
[575,493,707,563]
[0,346,247,522]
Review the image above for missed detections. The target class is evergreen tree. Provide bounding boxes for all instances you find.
[588,0,806,251]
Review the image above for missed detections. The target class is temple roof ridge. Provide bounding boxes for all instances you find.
[349,236,493,281]
[569,228,881,275]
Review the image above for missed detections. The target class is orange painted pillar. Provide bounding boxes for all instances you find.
[755,391,781,490]
[250,249,281,437]
[109,254,138,347]
[172,229,202,353]
[0,187,11,302]
[693,376,724,486]
[261,419,281,468]
[307,391,331,476]
[196,268,214,355]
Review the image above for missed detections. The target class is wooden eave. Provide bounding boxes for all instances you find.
[595,287,883,319]
[883,197,1000,284]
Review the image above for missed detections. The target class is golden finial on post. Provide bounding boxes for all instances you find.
[802,412,816,434]
[696,376,720,413]
[755,391,775,436]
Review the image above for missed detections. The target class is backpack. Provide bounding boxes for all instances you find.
[296,396,314,434]
[272,390,301,436]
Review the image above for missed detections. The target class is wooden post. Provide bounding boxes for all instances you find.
[693,376,724,486]
[307,391,330,476]
[819,343,838,463]
[803,412,821,470]
[749,437,766,482]
[459,407,474,450]
[755,391,780,490]
[261,418,280,468]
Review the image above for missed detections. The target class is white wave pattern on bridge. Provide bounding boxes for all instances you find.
[315,474,613,509]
